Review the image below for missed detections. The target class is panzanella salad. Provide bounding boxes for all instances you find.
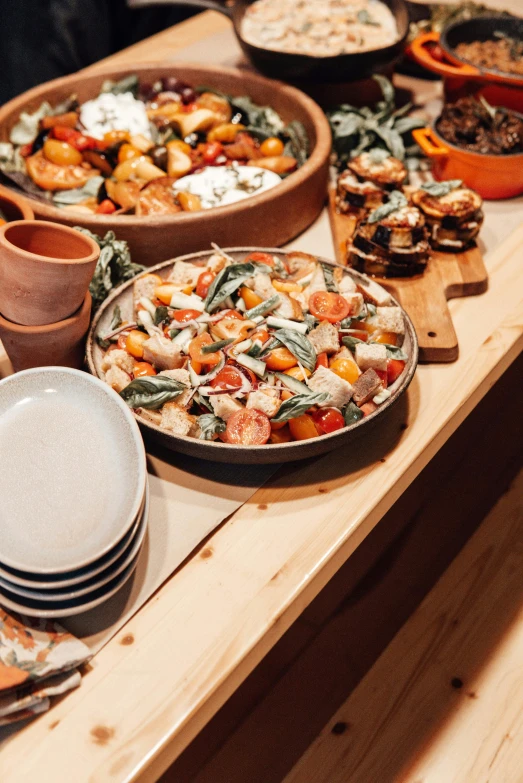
[0,75,308,217]
[99,249,409,446]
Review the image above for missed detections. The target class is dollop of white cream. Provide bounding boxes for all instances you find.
[80,92,151,140]
[174,165,282,209]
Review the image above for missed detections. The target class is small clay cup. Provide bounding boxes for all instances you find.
[0,184,34,222]
[0,291,92,373]
[0,220,99,326]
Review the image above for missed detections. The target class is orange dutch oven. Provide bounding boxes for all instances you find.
[410,14,523,113]
[413,125,523,200]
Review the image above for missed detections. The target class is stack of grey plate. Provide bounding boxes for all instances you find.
[0,367,148,619]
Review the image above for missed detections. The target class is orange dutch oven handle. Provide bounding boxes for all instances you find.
[412,127,449,159]
[410,32,480,78]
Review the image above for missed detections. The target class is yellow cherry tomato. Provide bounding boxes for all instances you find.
[264,347,298,372]
[118,143,142,164]
[240,286,263,310]
[125,330,149,359]
[260,137,285,157]
[43,139,82,166]
[357,321,379,334]
[329,357,361,384]
[273,279,302,293]
[133,361,156,378]
[154,284,177,305]
[372,332,398,346]
[289,414,320,441]
[208,123,245,143]
[284,365,311,381]
[104,130,130,145]
[270,425,292,443]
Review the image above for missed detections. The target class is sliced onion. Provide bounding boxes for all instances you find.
[102,321,138,341]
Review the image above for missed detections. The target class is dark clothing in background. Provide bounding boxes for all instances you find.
[0,0,194,104]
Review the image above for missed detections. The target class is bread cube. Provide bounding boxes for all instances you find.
[308,366,353,409]
[142,335,184,371]
[307,321,340,355]
[246,389,281,418]
[355,343,387,372]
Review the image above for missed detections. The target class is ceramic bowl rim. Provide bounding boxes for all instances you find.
[0,220,100,265]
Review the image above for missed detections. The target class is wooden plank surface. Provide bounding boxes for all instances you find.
[1,7,522,783]
[283,467,523,783]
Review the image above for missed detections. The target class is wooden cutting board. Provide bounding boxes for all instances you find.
[328,188,489,362]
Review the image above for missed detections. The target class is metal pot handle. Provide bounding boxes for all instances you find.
[128,0,233,19]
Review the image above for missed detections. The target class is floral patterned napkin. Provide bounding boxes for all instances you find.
[0,609,91,725]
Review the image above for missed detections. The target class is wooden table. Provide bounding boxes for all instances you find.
[1,8,522,783]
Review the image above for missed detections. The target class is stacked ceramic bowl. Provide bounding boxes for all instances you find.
[0,367,148,618]
[0,220,99,373]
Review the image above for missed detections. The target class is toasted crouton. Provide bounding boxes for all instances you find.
[344,292,365,317]
[246,389,281,418]
[356,277,392,307]
[101,348,134,375]
[374,306,405,336]
[209,394,244,422]
[133,274,161,310]
[308,366,353,409]
[142,334,184,370]
[136,408,162,426]
[159,368,193,407]
[275,292,304,322]
[352,369,383,406]
[308,321,340,355]
[168,260,202,288]
[338,274,358,296]
[286,251,317,276]
[355,343,387,372]
[253,272,278,302]
[306,264,327,297]
[206,252,231,274]
[289,290,309,312]
[160,402,196,437]
[105,365,131,393]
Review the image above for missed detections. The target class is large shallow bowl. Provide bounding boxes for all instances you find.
[0,63,331,266]
[0,367,147,573]
[87,248,418,464]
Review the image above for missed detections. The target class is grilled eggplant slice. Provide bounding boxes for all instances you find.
[348,246,429,278]
[336,171,387,214]
[352,232,430,266]
[348,153,407,190]
[412,186,483,251]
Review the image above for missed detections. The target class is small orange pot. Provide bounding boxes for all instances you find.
[0,291,92,373]
[0,185,34,223]
[0,220,99,326]
[413,126,523,200]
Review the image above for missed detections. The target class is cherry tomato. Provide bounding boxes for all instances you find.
[329,357,360,385]
[117,330,132,350]
[96,199,117,214]
[210,365,244,390]
[133,361,157,378]
[312,408,345,434]
[373,332,398,346]
[360,401,379,417]
[20,143,33,157]
[288,414,320,441]
[203,141,223,164]
[345,329,369,342]
[196,270,215,299]
[260,137,285,157]
[125,330,149,359]
[315,352,329,370]
[240,286,263,310]
[375,369,388,388]
[43,138,83,166]
[264,346,298,372]
[118,143,142,164]
[173,308,203,323]
[73,134,100,151]
[224,409,271,445]
[189,333,221,366]
[226,359,257,386]
[26,151,98,191]
[251,328,270,345]
[309,292,350,324]
[387,358,405,385]
[51,126,80,143]
[220,309,244,320]
[270,425,292,444]
[245,251,275,267]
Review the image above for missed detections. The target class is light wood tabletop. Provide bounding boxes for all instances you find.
[1,6,522,783]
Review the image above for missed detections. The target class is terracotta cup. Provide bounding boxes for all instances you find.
[0,220,99,326]
[0,292,92,373]
[0,184,34,222]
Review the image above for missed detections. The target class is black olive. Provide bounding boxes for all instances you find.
[344,191,365,208]
[183,132,207,147]
[180,87,197,105]
[151,146,168,171]
[373,225,392,248]
[97,180,109,204]
[162,76,188,93]
[411,226,426,243]
[32,129,50,154]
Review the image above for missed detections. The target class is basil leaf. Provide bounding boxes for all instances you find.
[421,179,462,197]
[366,303,377,318]
[204,262,256,313]
[320,263,338,293]
[304,313,318,331]
[381,343,408,360]
[201,338,234,354]
[110,305,122,331]
[78,228,145,312]
[272,328,317,373]
[342,336,366,352]
[368,191,408,224]
[344,402,364,426]
[96,335,112,350]
[284,120,309,167]
[198,413,226,440]
[53,176,104,205]
[340,317,353,329]
[120,376,186,410]
[271,392,329,423]
[154,306,169,326]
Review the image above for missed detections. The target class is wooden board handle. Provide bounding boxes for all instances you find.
[384,263,458,363]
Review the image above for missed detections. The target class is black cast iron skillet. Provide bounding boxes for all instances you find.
[131,0,410,83]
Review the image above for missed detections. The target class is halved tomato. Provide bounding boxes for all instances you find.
[224,409,271,445]
[387,359,405,385]
[312,408,345,434]
[135,177,181,216]
[245,251,276,267]
[196,270,215,299]
[174,308,202,323]
[309,292,350,324]
[25,151,100,191]
[189,333,222,366]
[210,365,244,390]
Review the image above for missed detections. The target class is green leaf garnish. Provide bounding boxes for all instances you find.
[271,392,329,423]
[120,376,186,410]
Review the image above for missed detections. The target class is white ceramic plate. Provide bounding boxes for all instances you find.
[0,482,148,601]
[0,367,147,573]
[0,491,146,589]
